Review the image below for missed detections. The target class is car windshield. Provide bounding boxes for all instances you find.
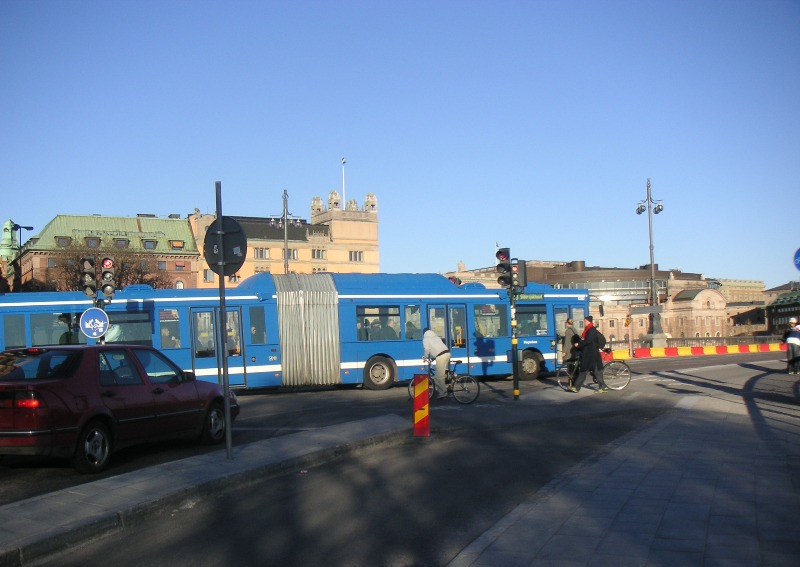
[0,349,81,381]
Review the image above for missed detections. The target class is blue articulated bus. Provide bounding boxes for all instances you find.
[0,273,588,390]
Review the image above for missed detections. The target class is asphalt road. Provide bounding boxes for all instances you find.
[0,353,779,505]
[6,352,788,567]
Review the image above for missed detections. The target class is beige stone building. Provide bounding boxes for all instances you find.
[189,191,379,288]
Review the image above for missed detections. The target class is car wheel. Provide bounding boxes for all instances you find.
[363,356,395,390]
[200,401,226,445]
[72,421,112,474]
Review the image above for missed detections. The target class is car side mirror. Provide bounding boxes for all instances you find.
[182,371,196,382]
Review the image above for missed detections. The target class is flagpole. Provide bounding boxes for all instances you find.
[341,157,346,207]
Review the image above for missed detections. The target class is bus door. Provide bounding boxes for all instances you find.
[190,307,246,387]
[427,304,469,365]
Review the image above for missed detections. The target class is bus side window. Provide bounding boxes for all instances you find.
[249,306,267,344]
[404,305,421,340]
[357,318,369,341]
[3,314,26,349]
[159,309,181,349]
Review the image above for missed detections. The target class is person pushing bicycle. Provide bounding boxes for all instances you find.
[569,315,610,393]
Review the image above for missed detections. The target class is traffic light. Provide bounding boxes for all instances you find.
[496,247,512,289]
[80,257,97,298]
[512,259,527,290]
[100,257,116,298]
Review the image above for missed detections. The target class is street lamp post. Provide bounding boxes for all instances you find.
[635,178,666,344]
[11,223,33,291]
[270,190,301,275]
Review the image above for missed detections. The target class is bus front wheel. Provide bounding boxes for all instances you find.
[363,356,396,390]
[519,351,543,381]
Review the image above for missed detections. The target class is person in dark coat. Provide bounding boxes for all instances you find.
[570,315,610,393]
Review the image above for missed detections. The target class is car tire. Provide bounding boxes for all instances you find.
[200,401,226,445]
[72,420,112,474]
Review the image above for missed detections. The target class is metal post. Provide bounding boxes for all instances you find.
[214,182,233,461]
[282,189,289,274]
[10,223,33,292]
[644,179,664,336]
[341,156,346,207]
[510,290,519,400]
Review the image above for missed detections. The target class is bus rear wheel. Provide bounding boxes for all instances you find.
[519,351,543,381]
[363,356,396,390]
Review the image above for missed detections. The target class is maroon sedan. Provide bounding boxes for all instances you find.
[0,344,239,473]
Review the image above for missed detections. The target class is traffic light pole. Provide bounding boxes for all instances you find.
[496,247,521,401]
[510,288,520,400]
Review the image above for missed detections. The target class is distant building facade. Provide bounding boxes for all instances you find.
[445,259,772,342]
[6,214,200,291]
[3,191,380,292]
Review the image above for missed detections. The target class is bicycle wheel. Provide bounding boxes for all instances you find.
[451,374,480,404]
[408,375,436,400]
[555,366,573,391]
[603,361,631,390]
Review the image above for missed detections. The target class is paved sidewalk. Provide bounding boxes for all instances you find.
[0,414,409,567]
[447,382,800,566]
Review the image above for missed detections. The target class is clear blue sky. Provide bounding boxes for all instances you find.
[2,0,798,289]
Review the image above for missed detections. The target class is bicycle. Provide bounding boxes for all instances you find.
[555,349,631,391]
[407,359,480,404]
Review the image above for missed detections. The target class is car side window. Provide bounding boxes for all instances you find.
[98,350,143,386]
[132,349,181,385]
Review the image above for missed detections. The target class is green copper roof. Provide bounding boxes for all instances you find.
[33,214,198,253]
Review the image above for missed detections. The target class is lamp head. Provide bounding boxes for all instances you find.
[653,202,664,214]
[635,203,646,215]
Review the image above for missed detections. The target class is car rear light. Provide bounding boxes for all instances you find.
[15,391,45,409]
[23,347,47,355]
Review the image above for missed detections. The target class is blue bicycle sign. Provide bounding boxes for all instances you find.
[80,307,110,339]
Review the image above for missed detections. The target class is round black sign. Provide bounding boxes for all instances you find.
[203,216,247,277]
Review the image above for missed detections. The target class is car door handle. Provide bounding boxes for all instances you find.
[152,387,164,395]
[101,390,116,398]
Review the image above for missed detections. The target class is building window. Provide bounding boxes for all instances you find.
[158,261,167,271]
[169,240,185,250]
[282,249,298,260]
[175,261,185,272]
[609,319,615,328]
[203,269,215,283]
[85,237,100,248]
[143,240,157,250]
[312,249,327,260]
[254,247,269,259]
[114,239,130,249]
[228,273,240,283]
[56,236,72,247]
[349,251,364,263]
[47,258,58,268]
